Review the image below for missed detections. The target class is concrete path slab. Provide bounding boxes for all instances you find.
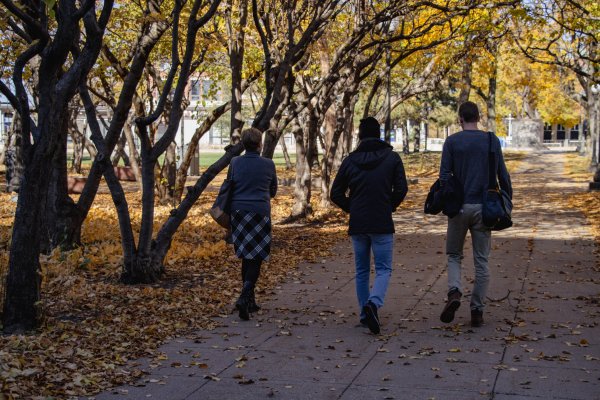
[90,152,600,400]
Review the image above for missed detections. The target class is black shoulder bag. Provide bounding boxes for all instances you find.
[482,132,512,230]
[210,165,234,229]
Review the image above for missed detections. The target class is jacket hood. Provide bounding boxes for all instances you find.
[348,138,394,170]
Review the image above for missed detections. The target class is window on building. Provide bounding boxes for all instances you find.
[570,125,579,140]
[556,124,566,141]
[543,123,552,141]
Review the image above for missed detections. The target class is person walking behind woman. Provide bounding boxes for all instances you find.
[331,117,408,334]
[228,128,278,320]
[438,101,512,327]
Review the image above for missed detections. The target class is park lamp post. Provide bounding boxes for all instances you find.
[384,17,399,144]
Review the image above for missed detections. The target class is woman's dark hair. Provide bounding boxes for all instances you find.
[458,101,480,123]
[241,128,263,151]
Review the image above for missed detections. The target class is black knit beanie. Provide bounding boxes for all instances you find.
[358,117,381,139]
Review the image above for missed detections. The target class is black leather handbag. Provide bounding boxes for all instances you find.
[210,166,233,229]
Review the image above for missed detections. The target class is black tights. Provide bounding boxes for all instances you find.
[241,258,262,285]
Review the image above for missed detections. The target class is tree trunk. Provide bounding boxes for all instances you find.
[413,125,420,153]
[290,118,312,219]
[41,122,81,253]
[156,142,177,203]
[423,122,429,151]
[111,134,131,166]
[458,55,473,104]
[307,117,320,169]
[71,133,83,174]
[487,77,497,134]
[2,158,47,333]
[227,0,248,144]
[280,134,293,170]
[342,112,354,157]
[69,114,88,174]
[320,87,357,207]
[403,120,410,154]
[318,106,336,207]
[123,120,142,183]
[121,154,157,283]
[590,90,600,169]
[3,113,24,193]
[363,77,383,119]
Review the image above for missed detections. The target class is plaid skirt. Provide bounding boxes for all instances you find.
[231,210,272,261]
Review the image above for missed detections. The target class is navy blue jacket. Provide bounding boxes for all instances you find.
[440,130,512,204]
[229,151,277,217]
[331,139,408,235]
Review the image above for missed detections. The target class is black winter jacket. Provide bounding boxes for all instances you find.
[330,138,408,235]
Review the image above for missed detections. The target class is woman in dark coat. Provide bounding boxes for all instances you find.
[228,128,278,320]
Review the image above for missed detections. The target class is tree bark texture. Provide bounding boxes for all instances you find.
[290,118,313,219]
[3,113,24,193]
[280,135,293,170]
[413,126,420,153]
[41,112,81,253]
[458,55,473,105]
[227,0,248,144]
[123,119,142,184]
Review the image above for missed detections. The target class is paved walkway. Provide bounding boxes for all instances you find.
[94,152,600,400]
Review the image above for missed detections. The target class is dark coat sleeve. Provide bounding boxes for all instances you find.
[439,139,453,183]
[391,154,408,211]
[269,161,278,198]
[330,159,351,213]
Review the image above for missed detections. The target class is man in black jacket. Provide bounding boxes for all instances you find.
[331,117,408,334]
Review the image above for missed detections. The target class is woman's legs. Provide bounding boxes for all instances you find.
[242,258,262,285]
[237,258,263,319]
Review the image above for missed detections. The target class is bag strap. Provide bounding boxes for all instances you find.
[487,132,498,190]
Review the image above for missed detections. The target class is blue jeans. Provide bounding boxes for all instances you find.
[351,234,394,319]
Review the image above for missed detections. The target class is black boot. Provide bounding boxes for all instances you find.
[248,286,261,313]
[235,281,254,321]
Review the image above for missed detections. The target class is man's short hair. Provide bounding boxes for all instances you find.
[241,128,262,151]
[358,117,381,139]
[458,101,480,123]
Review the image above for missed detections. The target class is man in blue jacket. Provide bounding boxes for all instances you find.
[439,101,512,327]
[331,117,408,334]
